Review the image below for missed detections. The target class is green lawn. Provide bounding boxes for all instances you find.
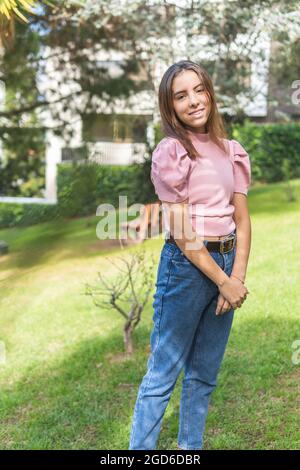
[0,180,300,450]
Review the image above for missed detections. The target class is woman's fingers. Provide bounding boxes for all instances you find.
[215,295,225,315]
[216,296,232,315]
[216,292,248,316]
[220,300,232,315]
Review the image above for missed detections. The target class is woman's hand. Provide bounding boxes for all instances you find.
[216,276,249,315]
[215,293,232,315]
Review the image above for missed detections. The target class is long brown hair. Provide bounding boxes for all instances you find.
[158,60,228,159]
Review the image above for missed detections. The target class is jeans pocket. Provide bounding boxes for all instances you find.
[170,256,203,280]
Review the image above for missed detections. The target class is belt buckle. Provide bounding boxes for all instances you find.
[220,236,235,254]
[220,239,226,254]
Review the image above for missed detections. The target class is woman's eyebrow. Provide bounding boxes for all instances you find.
[173,83,204,97]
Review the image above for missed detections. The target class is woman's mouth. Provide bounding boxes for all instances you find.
[188,108,205,117]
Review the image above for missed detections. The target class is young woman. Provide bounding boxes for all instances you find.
[129,60,251,450]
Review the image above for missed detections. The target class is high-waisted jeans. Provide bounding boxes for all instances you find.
[129,230,237,450]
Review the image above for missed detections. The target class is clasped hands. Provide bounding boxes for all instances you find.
[216,274,249,315]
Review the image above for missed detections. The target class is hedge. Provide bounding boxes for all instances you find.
[1,122,300,228]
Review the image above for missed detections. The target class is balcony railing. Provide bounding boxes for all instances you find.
[61,142,146,165]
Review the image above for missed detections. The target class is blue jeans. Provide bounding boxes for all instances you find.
[129,231,237,450]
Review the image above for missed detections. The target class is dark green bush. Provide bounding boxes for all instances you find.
[56,162,149,217]
[232,121,300,183]
[0,202,60,229]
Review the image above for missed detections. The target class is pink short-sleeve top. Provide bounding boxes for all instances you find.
[150,131,251,237]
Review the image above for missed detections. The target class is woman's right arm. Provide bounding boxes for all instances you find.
[164,200,249,309]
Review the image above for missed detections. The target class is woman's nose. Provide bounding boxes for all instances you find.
[188,93,199,107]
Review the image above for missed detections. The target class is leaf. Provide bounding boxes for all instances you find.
[18,0,35,10]
[0,0,37,21]
[0,4,11,19]
[12,6,28,22]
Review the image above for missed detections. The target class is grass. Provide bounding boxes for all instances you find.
[0,179,300,449]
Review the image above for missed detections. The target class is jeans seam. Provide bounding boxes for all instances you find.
[179,291,216,450]
[179,263,222,450]
[147,254,174,382]
[186,333,198,449]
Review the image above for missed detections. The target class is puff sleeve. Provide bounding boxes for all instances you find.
[150,137,191,203]
[231,139,251,195]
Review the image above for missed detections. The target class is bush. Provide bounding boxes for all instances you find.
[0,127,46,197]
[57,163,99,218]
[56,161,157,217]
[231,121,300,183]
[0,161,157,228]
[0,203,60,229]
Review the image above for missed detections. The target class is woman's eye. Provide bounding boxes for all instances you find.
[177,88,204,99]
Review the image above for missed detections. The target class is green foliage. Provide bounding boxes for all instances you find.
[1,22,40,123]
[0,202,60,229]
[0,21,45,198]
[57,163,99,218]
[269,36,300,86]
[56,161,157,218]
[153,119,300,185]
[0,161,157,228]
[153,121,164,145]
[232,121,300,183]
[0,127,46,197]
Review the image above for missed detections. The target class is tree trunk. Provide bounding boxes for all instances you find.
[124,322,134,355]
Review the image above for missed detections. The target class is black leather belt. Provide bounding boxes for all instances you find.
[166,234,236,254]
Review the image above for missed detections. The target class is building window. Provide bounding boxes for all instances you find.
[82,114,152,143]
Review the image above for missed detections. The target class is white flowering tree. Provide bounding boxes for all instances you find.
[1,0,300,131]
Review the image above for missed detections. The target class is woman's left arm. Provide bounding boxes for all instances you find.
[231,193,251,283]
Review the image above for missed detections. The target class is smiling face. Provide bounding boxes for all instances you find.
[172,69,211,133]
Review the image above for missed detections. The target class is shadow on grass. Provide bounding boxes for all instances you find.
[0,216,149,275]
[0,314,299,450]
